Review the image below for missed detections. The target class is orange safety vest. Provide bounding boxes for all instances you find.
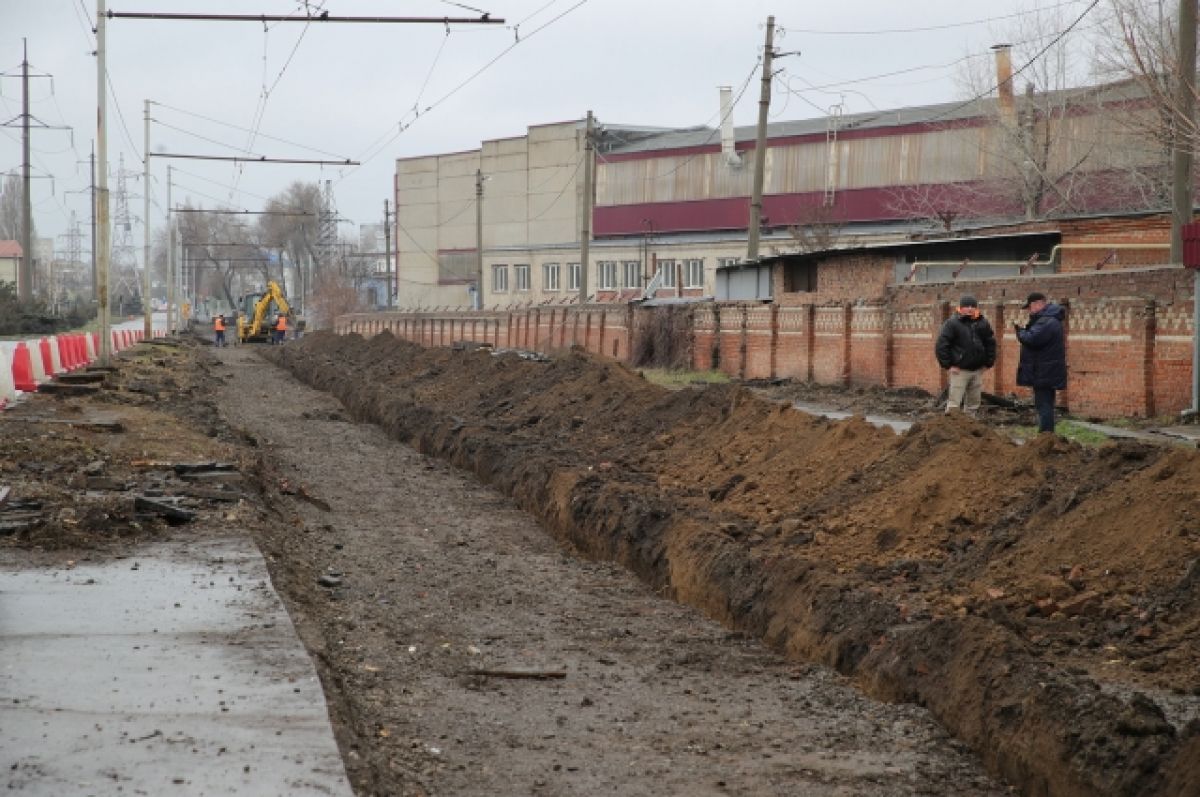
[275,316,287,331]
[214,317,225,332]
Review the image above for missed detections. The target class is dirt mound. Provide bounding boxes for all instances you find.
[268,331,1200,797]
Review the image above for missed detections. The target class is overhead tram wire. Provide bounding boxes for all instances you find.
[784,0,1089,35]
[153,102,348,159]
[345,0,588,175]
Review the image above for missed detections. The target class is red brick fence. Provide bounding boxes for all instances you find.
[335,266,1195,419]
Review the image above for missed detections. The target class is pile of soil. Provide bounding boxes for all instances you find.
[269,331,1200,797]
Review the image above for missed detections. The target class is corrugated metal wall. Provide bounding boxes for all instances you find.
[596,104,1159,207]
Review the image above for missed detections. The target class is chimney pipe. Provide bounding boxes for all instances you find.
[719,85,741,166]
[992,44,1016,128]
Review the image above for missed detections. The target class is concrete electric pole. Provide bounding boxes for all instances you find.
[746,15,775,263]
[97,0,112,364]
[20,39,32,301]
[578,110,594,305]
[475,169,484,310]
[143,99,152,339]
[384,198,393,309]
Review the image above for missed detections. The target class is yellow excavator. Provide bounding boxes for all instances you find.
[236,280,291,343]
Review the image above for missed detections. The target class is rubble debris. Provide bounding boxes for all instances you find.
[134,496,196,525]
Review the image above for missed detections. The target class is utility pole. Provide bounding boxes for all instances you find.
[578,110,594,305]
[167,164,175,333]
[383,198,393,309]
[475,168,484,310]
[90,141,97,301]
[1177,0,1200,413]
[1172,0,1197,264]
[747,15,775,263]
[143,99,152,339]
[20,39,32,301]
[97,0,112,364]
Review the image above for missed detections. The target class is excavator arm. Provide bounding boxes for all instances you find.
[238,281,291,342]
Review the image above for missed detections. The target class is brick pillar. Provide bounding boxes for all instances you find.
[840,302,853,387]
[739,305,749,380]
[805,304,816,382]
[883,306,896,388]
[1058,299,1070,411]
[768,304,780,379]
[935,301,951,394]
[986,301,1004,395]
[1137,300,1157,417]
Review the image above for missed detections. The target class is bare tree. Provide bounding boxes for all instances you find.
[0,174,35,244]
[257,181,320,309]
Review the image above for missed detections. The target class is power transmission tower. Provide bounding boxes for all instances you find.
[111,154,141,312]
[318,179,339,271]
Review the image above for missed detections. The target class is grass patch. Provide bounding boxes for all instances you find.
[639,368,731,389]
[1009,420,1112,446]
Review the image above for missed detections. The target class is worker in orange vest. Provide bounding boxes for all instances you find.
[213,314,226,347]
[273,313,288,345]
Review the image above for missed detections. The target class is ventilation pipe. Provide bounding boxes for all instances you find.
[992,44,1017,128]
[719,86,741,166]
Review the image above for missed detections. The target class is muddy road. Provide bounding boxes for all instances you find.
[211,343,1009,796]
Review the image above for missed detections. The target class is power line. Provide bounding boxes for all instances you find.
[346,0,588,173]
[151,104,346,159]
[782,1,1089,35]
[922,0,1102,126]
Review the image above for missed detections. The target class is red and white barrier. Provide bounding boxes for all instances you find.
[0,345,15,408]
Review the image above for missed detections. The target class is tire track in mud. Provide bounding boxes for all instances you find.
[213,344,1009,797]
[265,332,1200,797]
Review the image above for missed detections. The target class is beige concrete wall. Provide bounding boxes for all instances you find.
[396,120,586,310]
[0,256,17,287]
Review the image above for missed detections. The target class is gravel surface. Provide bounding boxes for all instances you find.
[213,344,1011,797]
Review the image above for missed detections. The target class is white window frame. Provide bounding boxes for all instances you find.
[492,264,509,293]
[685,258,704,288]
[657,259,677,288]
[567,262,581,292]
[622,260,641,290]
[515,263,531,292]
[598,260,618,290]
[542,262,561,292]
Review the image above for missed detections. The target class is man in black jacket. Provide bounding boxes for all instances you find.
[1015,291,1067,433]
[935,295,996,416]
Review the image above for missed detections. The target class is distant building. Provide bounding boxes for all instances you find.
[394,66,1171,310]
[0,240,22,291]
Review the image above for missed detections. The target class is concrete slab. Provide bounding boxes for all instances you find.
[0,536,353,796]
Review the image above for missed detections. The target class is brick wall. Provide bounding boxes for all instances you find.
[337,264,1196,418]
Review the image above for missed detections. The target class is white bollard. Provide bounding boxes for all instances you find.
[47,336,64,374]
[0,344,16,406]
[30,339,50,384]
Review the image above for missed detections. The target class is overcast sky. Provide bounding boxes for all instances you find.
[2,0,1108,256]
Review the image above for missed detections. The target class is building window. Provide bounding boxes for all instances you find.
[515,264,531,291]
[492,264,509,293]
[685,258,704,288]
[567,262,581,291]
[657,259,677,288]
[543,262,561,291]
[598,260,617,290]
[622,260,641,290]
[784,261,818,292]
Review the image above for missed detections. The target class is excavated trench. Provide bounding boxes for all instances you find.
[266,331,1200,797]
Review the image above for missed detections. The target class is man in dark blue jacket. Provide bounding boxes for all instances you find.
[1015,292,1067,433]
[935,295,996,415]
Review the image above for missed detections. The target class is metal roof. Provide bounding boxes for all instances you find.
[604,79,1146,156]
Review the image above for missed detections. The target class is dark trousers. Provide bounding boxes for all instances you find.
[1033,386,1056,433]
